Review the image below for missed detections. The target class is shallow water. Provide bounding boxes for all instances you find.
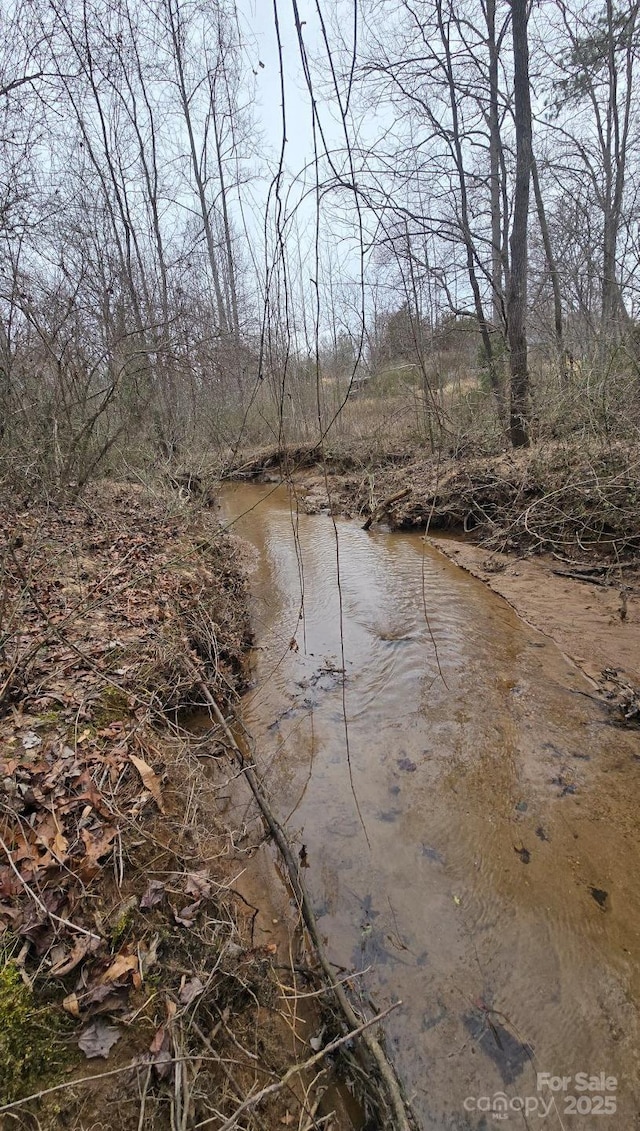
[220,481,640,1130]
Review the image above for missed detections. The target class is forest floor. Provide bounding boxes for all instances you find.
[0,481,361,1131]
[228,437,640,720]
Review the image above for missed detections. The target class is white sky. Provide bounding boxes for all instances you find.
[235,1,371,339]
[238,1,329,185]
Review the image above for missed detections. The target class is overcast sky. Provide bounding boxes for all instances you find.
[233,2,371,334]
[238,2,320,181]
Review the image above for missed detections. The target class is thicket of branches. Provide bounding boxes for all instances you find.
[1,0,639,494]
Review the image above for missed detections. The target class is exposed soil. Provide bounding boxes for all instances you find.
[0,482,359,1130]
[426,537,639,704]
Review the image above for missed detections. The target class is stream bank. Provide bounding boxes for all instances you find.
[227,439,640,717]
[0,481,362,1131]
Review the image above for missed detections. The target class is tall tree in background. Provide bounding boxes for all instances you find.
[506,0,532,447]
[555,0,639,340]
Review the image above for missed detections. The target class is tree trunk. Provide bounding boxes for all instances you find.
[507,0,532,449]
[531,156,567,384]
[166,0,229,337]
[487,0,503,332]
[435,0,507,424]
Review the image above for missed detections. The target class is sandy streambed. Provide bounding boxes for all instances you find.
[220,480,640,1131]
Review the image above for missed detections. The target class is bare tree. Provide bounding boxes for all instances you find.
[507,0,532,447]
[547,0,640,341]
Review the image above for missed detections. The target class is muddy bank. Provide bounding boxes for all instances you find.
[228,439,640,562]
[0,482,359,1130]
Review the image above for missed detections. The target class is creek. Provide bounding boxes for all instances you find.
[220,481,640,1130]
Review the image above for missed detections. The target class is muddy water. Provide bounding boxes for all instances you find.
[220,482,640,1130]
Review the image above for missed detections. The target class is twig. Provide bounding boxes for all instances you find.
[0,1055,249,1117]
[362,486,411,530]
[137,1064,152,1131]
[0,1061,150,1114]
[0,833,102,942]
[551,569,609,586]
[196,1002,401,1131]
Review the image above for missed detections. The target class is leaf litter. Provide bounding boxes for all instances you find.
[0,483,357,1130]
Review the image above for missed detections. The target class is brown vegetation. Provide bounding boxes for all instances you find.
[0,483,366,1129]
[228,436,640,565]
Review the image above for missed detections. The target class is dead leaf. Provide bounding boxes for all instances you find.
[51,935,102,977]
[99,953,138,984]
[49,943,67,968]
[0,866,21,899]
[140,933,160,975]
[83,983,118,1006]
[184,870,212,899]
[81,825,118,864]
[129,754,165,813]
[280,1114,295,1126]
[11,835,43,866]
[84,988,130,1018]
[140,880,165,909]
[78,1019,122,1059]
[96,723,124,737]
[150,1025,167,1055]
[178,976,204,1005]
[149,1025,173,1079]
[63,992,80,1018]
[22,732,42,750]
[52,831,69,858]
[173,900,201,926]
[36,818,69,863]
[165,997,177,1020]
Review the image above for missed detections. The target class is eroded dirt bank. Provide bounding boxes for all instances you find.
[0,482,361,1130]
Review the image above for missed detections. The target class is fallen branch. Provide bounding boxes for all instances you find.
[362,487,412,530]
[198,1001,401,1131]
[190,667,416,1131]
[551,569,610,586]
